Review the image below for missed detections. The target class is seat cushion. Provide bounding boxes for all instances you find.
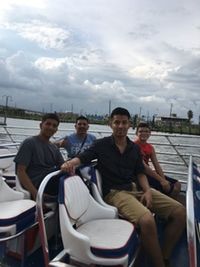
[77,219,138,261]
[0,199,36,234]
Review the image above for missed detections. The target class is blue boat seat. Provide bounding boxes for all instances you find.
[58,175,139,266]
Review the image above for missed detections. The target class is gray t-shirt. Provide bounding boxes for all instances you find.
[14,136,64,188]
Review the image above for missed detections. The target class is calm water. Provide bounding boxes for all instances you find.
[1,117,200,180]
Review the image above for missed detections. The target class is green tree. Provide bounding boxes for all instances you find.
[187,110,193,123]
[187,109,193,134]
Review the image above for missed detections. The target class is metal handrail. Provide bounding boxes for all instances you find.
[0,221,38,243]
[0,153,16,159]
[36,170,62,267]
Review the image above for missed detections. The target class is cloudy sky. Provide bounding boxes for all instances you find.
[0,0,199,122]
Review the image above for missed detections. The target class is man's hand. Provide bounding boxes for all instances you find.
[160,179,171,193]
[61,161,76,175]
[140,189,152,209]
[61,157,81,175]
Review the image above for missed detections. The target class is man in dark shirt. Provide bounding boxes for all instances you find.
[77,135,144,197]
[61,107,186,267]
[14,113,64,201]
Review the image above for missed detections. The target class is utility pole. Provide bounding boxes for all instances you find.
[2,95,12,125]
[50,103,53,113]
[170,103,173,117]
[109,100,111,116]
[139,107,142,121]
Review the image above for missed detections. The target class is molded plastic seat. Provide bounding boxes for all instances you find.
[79,165,118,212]
[0,147,17,189]
[0,148,13,170]
[0,175,36,237]
[58,175,139,266]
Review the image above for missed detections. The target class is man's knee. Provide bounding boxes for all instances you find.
[138,211,156,231]
[170,204,186,224]
[173,181,181,194]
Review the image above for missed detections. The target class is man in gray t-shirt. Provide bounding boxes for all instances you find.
[14,113,64,201]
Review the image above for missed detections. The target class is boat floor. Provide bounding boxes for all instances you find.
[0,235,64,267]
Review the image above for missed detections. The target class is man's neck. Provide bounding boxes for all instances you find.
[37,134,50,142]
[76,133,87,139]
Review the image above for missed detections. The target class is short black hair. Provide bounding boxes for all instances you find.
[41,113,60,125]
[136,122,150,133]
[76,116,89,123]
[110,107,131,119]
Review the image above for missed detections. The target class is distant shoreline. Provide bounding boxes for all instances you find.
[1,115,200,136]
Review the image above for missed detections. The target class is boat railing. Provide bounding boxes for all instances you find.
[1,125,200,183]
[186,155,198,267]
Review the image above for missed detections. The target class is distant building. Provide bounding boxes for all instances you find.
[154,114,188,127]
[25,110,43,116]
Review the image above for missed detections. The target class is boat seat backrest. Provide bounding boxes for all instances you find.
[78,166,118,216]
[0,176,24,202]
[0,148,13,170]
[63,175,90,220]
[59,175,117,226]
[15,175,31,199]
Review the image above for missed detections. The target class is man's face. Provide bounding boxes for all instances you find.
[136,127,151,142]
[75,119,89,135]
[110,115,130,137]
[40,118,58,138]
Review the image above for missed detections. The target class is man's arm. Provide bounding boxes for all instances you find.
[61,157,81,174]
[16,164,38,201]
[150,147,165,178]
[137,173,152,208]
[150,147,170,191]
[138,173,151,192]
[54,138,67,148]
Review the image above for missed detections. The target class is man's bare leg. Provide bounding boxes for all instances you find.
[139,212,165,267]
[162,205,186,260]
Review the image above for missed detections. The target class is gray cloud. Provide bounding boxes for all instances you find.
[0,0,200,121]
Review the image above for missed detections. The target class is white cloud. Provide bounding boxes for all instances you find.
[1,21,70,50]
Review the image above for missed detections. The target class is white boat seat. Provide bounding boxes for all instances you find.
[0,147,16,188]
[58,175,139,266]
[0,176,36,236]
[0,148,13,170]
[79,165,118,213]
[0,200,36,235]
[77,219,138,260]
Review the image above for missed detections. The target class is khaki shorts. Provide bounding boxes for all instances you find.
[104,183,182,224]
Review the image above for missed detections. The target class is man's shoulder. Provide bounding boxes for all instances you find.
[94,136,111,145]
[65,133,75,139]
[87,133,96,140]
[127,138,141,151]
[21,136,37,146]
[66,133,77,142]
[145,142,154,150]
